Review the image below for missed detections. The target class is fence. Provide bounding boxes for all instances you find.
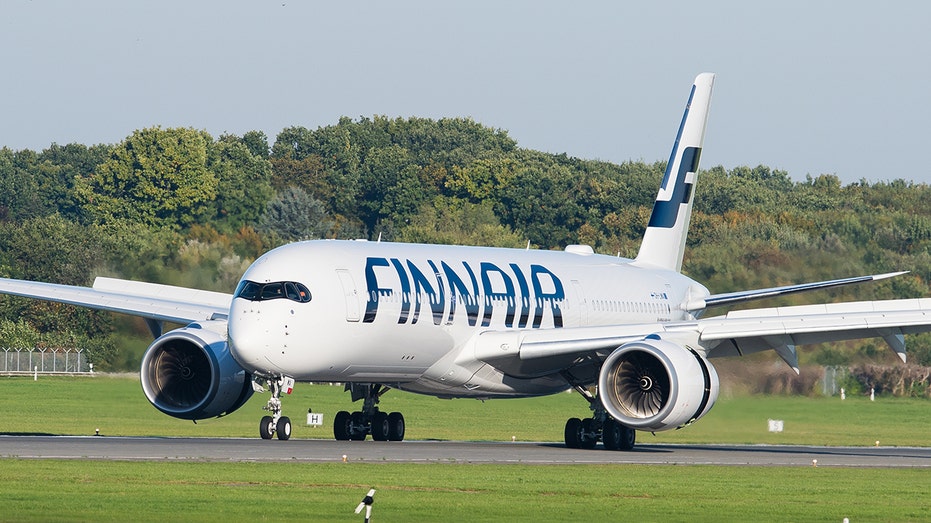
[1,348,90,374]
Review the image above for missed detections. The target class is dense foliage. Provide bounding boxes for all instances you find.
[2,117,931,376]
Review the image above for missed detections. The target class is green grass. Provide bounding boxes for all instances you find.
[3,376,931,521]
[1,460,929,522]
[2,375,930,446]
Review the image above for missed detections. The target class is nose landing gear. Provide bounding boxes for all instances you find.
[255,375,293,440]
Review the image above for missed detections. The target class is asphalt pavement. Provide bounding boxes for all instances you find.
[2,435,929,467]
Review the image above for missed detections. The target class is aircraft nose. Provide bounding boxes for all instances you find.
[227,310,268,370]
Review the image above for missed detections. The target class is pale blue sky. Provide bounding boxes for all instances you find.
[2,1,929,183]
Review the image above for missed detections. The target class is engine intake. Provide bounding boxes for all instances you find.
[598,339,718,431]
[140,322,253,420]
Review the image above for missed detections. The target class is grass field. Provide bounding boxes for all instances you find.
[2,375,930,446]
[1,460,929,522]
[2,375,931,521]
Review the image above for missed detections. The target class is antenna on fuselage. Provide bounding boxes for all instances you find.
[526,240,531,250]
[377,232,382,242]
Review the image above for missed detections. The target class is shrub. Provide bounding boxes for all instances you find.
[848,364,931,398]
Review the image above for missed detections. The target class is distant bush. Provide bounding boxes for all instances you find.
[714,360,824,397]
[753,366,824,396]
[848,364,931,398]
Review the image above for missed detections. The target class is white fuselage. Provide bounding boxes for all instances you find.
[227,240,706,398]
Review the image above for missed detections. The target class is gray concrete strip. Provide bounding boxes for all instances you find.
[1,435,929,467]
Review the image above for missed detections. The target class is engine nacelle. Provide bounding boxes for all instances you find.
[598,338,718,432]
[140,321,253,420]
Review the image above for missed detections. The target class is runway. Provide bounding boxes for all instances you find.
[2,435,929,467]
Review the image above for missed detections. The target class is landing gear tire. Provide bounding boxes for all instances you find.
[562,378,640,451]
[350,411,367,441]
[602,418,635,451]
[387,412,405,441]
[276,416,292,441]
[334,410,352,441]
[579,418,598,449]
[260,415,275,440]
[371,412,390,441]
[603,418,621,450]
[619,425,635,450]
[564,418,583,449]
[564,417,602,449]
[336,384,406,442]
[256,375,295,441]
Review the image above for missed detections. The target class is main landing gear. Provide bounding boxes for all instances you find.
[333,383,405,442]
[564,384,636,451]
[255,375,293,440]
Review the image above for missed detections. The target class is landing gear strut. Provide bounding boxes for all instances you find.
[563,383,635,451]
[255,375,293,441]
[333,383,405,442]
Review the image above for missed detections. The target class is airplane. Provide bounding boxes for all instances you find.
[2,72,931,450]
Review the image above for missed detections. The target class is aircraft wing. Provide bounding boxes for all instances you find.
[467,298,931,378]
[0,276,231,325]
[697,298,931,366]
[686,271,907,311]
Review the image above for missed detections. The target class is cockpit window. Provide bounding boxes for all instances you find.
[235,280,312,303]
[235,281,261,300]
[261,282,285,300]
[285,282,302,301]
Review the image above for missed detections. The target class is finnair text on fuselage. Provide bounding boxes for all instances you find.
[362,256,566,328]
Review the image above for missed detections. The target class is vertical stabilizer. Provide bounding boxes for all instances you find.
[633,73,715,272]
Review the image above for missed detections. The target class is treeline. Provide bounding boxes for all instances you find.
[3,116,931,373]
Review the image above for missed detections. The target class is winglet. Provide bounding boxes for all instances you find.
[633,73,715,272]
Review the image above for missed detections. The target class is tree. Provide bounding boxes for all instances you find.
[210,136,275,232]
[358,145,425,231]
[0,214,114,351]
[75,127,218,229]
[258,186,333,241]
[271,124,362,218]
[0,214,101,285]
[36,142,111,222]
[495,160,586,249]
[445,156,517,202]
[240,130,270,159]
[0,319,40,348]
[0,147,42,221]
[396,197,525,247]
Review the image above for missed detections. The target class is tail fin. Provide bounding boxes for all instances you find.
[633,73,715,272]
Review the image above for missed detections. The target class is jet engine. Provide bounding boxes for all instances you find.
[598,338,718,432]
[140,321,253,420]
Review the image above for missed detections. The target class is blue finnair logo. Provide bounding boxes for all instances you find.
[363,257,565,328]
[648,84,702,230]
[647,146,701,228]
